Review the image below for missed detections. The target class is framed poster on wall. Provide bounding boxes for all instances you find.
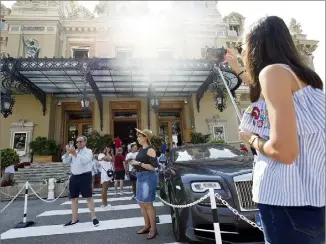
[12,132,27,152]
[213,125,227,142]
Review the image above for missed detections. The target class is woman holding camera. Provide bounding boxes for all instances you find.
[98,147,115,208]
[225,16,325,244]
[129,129,158,240]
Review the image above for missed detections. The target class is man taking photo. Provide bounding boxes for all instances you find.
[62,136,99,227]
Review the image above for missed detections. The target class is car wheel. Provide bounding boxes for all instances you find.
[170,192,187,242]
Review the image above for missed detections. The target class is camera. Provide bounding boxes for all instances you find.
[205,47,227,63]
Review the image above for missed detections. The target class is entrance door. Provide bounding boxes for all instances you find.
[112,110,139,146]
[66,112,92,145]
[158,110,182,147]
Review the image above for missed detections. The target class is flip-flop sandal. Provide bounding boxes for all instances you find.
[137,227,150,234]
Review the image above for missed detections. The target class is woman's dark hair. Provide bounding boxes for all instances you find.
[244,16,323,102]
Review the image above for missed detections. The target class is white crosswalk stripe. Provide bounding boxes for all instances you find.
[62,196,136,205]
[0,186,177,243]
[39,202,164,216]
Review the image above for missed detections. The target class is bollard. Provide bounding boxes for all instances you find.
[209,188,222,244]
[14,182,35,228]
[47,178,56,200]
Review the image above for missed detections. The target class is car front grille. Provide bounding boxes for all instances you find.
[234,180,257,211]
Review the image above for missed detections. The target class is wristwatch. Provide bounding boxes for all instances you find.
[248,135,259,146]
[138,162,143,167]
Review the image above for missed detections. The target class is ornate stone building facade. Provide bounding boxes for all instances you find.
[0,1,319,160]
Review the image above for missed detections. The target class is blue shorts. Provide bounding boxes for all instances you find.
[136,171,158,203]
[69,171,92,199]
[258,204,325,244]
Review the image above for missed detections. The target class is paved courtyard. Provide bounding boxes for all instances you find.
[0,186,263,244]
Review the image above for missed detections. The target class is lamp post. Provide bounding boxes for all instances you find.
[214,87,227,112]
[80,96,90,111]
[1,92,15,118]
[150,96,159,114]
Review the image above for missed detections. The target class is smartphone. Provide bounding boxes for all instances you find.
[69,141,74,147]
[215,48,227,61]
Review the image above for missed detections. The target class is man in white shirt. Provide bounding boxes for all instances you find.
[62,136,99,227]
[125,143,138,199]
[3,165,15,182]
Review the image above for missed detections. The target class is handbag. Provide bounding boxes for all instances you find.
[102,166,114,178]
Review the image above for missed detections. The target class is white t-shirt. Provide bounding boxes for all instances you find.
[98,153,114,183]
[5,165,15,174]
[126,152,138,171]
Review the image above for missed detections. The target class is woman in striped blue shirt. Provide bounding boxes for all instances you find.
[226,16,325,244]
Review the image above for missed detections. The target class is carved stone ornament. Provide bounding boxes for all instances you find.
[289,18,303,35]
[23,37,40,58]
[67,5,94,20]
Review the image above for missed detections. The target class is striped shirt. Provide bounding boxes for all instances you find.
[239,65,325,207]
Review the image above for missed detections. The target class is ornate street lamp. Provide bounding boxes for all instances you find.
[214,87,227,112]
[80,84,90,111]
[1,92,15,118]
[150,96,159,114]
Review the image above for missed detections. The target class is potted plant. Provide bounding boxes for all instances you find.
[87,131,113,154]
[150,136,163,152]
[0,148,19,178]
[190,132,211,144]
[29,136,58,163]
[208,139,225,144]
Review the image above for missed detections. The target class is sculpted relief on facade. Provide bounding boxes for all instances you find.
[23,37,40,58]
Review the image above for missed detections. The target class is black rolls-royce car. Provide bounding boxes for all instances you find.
[158,143,264,243]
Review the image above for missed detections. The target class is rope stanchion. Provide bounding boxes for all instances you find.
[14,182,35,228]
[28,179,69,203]
[0,183,26,213]
[209,188,222,244]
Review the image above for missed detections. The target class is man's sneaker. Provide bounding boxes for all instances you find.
[63,220,79,227]
[93,218,100,227]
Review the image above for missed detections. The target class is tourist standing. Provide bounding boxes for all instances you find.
[113,136,122,154]
[62,136,99,227]
[125,143,138,200]
[129,129,158,240]
[114,147,126,195]
[98,147,114,208]
[226,16,325,243]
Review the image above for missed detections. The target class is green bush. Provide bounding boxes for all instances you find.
[150,136,163,152]
[0,148,20,170]
[208,139,225,144]
[30,137,58,155]
[190,132,211,144]
[87,131,113,154]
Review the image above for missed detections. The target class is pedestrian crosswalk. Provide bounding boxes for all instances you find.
[0,186,181,244]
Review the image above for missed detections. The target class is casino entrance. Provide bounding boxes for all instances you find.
[110,102,140,147]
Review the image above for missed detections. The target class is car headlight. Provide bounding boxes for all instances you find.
[191,182,222,193]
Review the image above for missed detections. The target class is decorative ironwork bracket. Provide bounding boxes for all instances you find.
[1,57,47,115]
[195,63,242,113]
[78,58,104,131]
[86,72,104,131]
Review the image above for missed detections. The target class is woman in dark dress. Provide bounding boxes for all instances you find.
[129,128,158,240]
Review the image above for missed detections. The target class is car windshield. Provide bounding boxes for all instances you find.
[174,144,245,162]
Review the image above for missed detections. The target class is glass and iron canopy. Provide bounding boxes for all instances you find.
[0,57,242,127]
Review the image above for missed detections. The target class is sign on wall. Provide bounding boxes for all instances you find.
[213,125,227,142]
[12,132,27,152]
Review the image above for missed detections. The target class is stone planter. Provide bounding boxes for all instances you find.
[55,182,69,198]
[0,182,48,202]
[0,184,24,202]
[33,155,55,163]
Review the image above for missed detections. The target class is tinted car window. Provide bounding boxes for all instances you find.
[174,144,244,162]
